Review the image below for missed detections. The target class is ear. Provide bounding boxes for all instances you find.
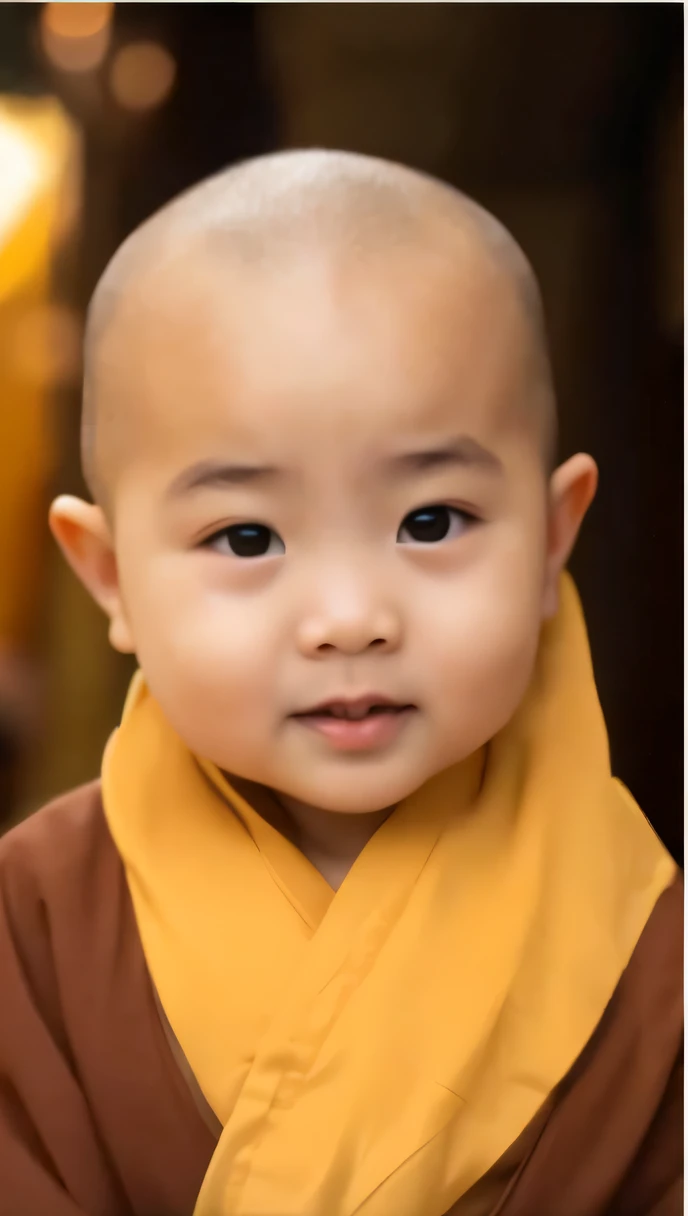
[542,453,598,620]
[48,496,136,653]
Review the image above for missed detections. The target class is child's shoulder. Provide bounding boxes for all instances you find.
[0,783,217,1212]
[1,780,109,874]
[0,781,125,954]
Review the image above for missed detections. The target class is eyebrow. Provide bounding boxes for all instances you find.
[165,435,502,501]
[387,435,503,475]
[165,459,282,499]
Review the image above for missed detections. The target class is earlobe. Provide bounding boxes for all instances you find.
[48,496,136,653]
[542,454,598,620]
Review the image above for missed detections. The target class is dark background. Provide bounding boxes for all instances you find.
[0,3,683,859]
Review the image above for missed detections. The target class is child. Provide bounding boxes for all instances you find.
[0,150,681,1216]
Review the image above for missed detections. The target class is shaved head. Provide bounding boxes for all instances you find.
[82,149,557,509]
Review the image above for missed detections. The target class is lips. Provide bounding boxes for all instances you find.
[292,694,413,721]
[291,695,416,752]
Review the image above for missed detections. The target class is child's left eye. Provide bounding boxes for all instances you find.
[205,523,286,558]
[396,504,473,545]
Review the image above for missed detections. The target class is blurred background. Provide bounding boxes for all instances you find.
[0,3,682,858]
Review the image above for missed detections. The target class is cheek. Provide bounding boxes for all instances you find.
[118,562,280,748]
[419,548,544,742]
[441,595,539,686]
[431,608,540,753]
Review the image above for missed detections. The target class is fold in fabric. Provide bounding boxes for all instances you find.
[102,574,676,1216]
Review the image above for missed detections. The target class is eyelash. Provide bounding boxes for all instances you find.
[202,504,479,559]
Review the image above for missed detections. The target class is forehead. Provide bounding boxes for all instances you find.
[99,239,536,478]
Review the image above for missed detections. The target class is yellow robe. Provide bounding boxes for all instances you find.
[102,575,675,1216]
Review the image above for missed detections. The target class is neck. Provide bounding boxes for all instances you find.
[274,794,396,890]
[223,774,395,890]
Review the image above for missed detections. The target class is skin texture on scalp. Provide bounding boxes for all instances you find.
[81,149,557,512]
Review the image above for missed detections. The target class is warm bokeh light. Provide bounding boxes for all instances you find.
[0,122,46,252]
[0,97,79,304]
[0,97,81,688]
[9,303,83,387]
[42,2,112,38]
[40,3,113,73]
[110,42,177,112]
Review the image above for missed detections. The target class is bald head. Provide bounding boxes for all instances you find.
[82,149,557,508]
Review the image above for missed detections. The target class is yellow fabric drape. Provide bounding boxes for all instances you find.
[103,575,676,1216]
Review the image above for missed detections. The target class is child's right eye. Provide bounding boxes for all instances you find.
[204,524,286,558]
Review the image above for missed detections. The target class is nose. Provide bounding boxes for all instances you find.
[295,571,402,658]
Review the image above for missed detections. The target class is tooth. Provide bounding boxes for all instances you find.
[321,703,392,720]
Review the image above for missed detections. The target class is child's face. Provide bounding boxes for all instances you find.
[64,242,579,814]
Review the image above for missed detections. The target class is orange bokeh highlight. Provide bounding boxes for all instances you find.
[42,2,113,38]
[110,42,177,112]
[40,3,113,73]
[9,303,82,387]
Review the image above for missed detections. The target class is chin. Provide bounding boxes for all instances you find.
[320,797,400,816]
[283,766,432,816]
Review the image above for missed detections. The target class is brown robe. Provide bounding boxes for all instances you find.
[0,782,682,1216]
